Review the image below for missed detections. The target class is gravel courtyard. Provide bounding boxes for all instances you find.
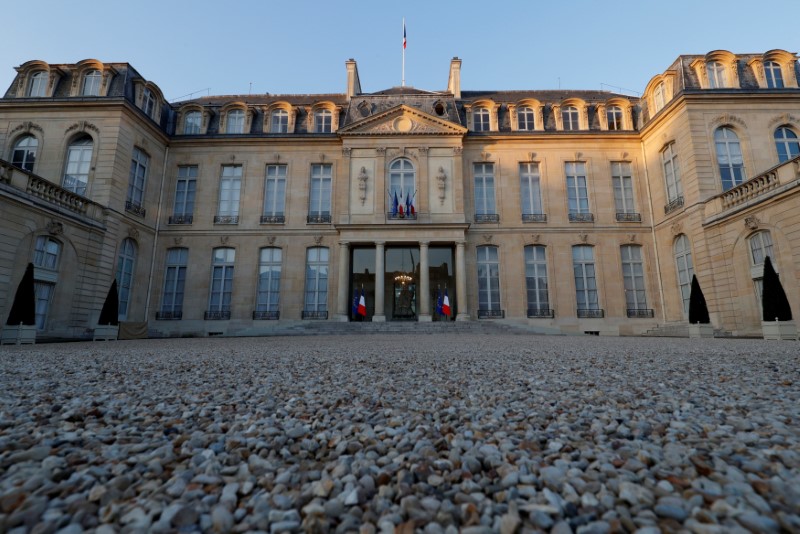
[0,335,798,534]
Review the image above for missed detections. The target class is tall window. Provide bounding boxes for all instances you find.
[217,165,242,221]
[12,135,37,172]
[764,61,784,89]
[524,245,549,315]
[562,106,580,130]
[519,162,543,218]
[389,158,415,210]
[707,61,725,88]
[749,231,775,303]
[271,110,288,133]
[62,135,93,195]
[263,164,287,222]
[774,127,800,163]
[573,245,599,312]
[474,108,490,131]
[674,235,694,317]
[715,127,746,191]
[517,107,535,131]
[173,166,197,222]
[82,70,102,96]
[612,162,636,215]
[256,248,282,315]
[661,143,682,203]
[308,164,332,222]
[477,246,501,314]
[28,72,47,97]
[127,147,149,209]
[474,163,497,220]
[184,111,201,134]
[208,248,235,318]
[607,106,623,130]
[314,109,332,133]
[304,247,329,313]
[33,236,61,330]
[566,162,590,215]
[142,88,156,117]
[226,109,245,134]
[621,245,648,312]
[160,248,188,319]
[653,83,665,112]
[116,238,137,321]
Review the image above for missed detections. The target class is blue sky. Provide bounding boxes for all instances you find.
[2,0,798,101]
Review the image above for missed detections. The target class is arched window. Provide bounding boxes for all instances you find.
[653,83,665,112]
[28,72,47,97]
[715,127,746,191]
[764,61,784,89]
[477,246,501,315]
[33,236,61,330]
[749,231,774,266]
[256,247,282,317]
[12,135,38,172]
[474,108,490,131]
[271,109,288,133]
[674,235,694,318]
[226,109,245,134]
[707,61,726,88]
[62,135,93,195]
[116,238,137,321]
[34,236,61,270]
[517,106,535,131]
[314,109,332,133]
[183,111,201,134]
[82,70,102,96]
[774,127,800,163]
[304,247,329,314]
[208,248,235,319]
[573,245,599,313]
[562,106,580,131]
[389,158,415,215]
[524,245,549,316]
[607,105,624,130]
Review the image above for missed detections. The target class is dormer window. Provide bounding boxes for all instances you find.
[517,107,535,131]
[184,111,201,134]
[227,109,245,134]
[314,109,332,133]
[562,106,579,131]
[474,108,490,132]
[142,88,156,117]
[28,72,47,97]
[764,61,784,88]
[707,61,725,88]
[607,106,623,130]
[272,109,288,133]
[653,83,665,112]
[82,70,102,96]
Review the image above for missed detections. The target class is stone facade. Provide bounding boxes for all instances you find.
[0,51,798,339]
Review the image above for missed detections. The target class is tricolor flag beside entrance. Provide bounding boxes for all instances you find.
[442,288,451,317]
[357,288,367,317]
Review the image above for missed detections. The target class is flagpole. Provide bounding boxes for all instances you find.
[402,18,405,87]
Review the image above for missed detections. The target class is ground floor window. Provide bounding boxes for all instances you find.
[34,282,54,330]
[477,245,501,315]
[304,247,329,314]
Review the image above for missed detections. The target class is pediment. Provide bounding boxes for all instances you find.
[339,104,466,136]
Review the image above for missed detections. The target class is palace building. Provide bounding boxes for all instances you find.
[0,51,798,339]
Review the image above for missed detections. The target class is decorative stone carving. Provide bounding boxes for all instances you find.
[528,152,536,162]
[273,153,281,163]
[621,152,629,159]
[65,120,99,135]
[453,147,463,155]
[319,154,326,162]
[173,237,183,245]
[229,154,236,162]
[436,167,447,205]
[266,235,276,245]
[127,227,140,240]
[418,146,429,155]
[578,233,589,243]
[744,216,760,230]
[480,151,491,161]
[483,235,493,243]
[574,152,583,160]
[768,113,799,128]
[376,147,386,155]
[671,222,683,235]
[711,113,746,128]
[628,234,637,242]
[342,147,351,157]
[531,234,540,244]
[313,235,324,245]
[10,121,43,135]
[46,220,63,235]
[220,236,229,245]
[357,167,368,205]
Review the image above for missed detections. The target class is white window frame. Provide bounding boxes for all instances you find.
[127,147,149,208]
[174,165,197,217]
[565,162,589,215]
[517,106,535,131]
[256,247,282,313]
[612,162,635,214]
[304,247,329,312]
[271,109,288,133]
[12,135,37,172]
[774,127,800,163]
[218,165,242,217]
[34,236,61,271]
[226,109,245,134]
[621,245,647,311]
[524,245,549,314]
[661,143,683,202]
[34,282,55,330]
[142,88,156,117]
[707,61,726,88]
[477,245,501,312]
[161,248,188,316]
[263,164,287,219]
[715,127,746,191]
[764,61,784,89]
[82,70,102,96]
[474,163,496,217]
[474,108,490,132]
[573,245,599,311]
[653,83,665,112]
[28,72,47,97]
[208,248,235,313]
[562,106,580,131]
[519,162,543,216]
[607,106,624,130]
[314,109,332,133]
[116,238,137,321]
[62,136,93,196]
[184,111,201,134]
[309,164,332,219]
[389,158,415,206]
[674,235,694,318]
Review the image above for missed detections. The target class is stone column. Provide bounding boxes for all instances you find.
[336,241,350,321]
[418,241,431,322]
[373,241,386,322]
[456,241,469,321]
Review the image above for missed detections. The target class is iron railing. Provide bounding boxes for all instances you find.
[627,308,655,318]
[577,309,605,318]
[168,214,193,224]
[302,310,328,319]
[664,196,684,214]
[204,310,231,320]
[478,309,505,319]
[260,215,285,224]
[522,213,547,223]
[568,212,594,222]
[475,213,500,223]
[214,215,239,224]
[307,214,331,224]
[156,311,182,320]
[125,201,146,217]
[527,308,555,318]
[616,212,642,222]
[253,310,280,320]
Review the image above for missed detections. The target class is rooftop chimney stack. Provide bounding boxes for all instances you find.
[346,59,361,101]
[447,57,461,99]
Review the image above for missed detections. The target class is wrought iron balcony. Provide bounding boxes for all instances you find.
[302,310,328,320]
[168,214,193,225]
[386,211,417,220]
[204,310,231,320]
[260,214,285,224]
[214,215,239,224]
[616,212,642,222]
[253,310,280,320]
[568,212,594,222]
[156,310,182,320]
[527,308,555,318]
[307,214,331,224]
[478,309,505,319]
[627,308,655,318]
[664,196,684,214]
[125,201,146,217]
[577,309,605,318]
[475,213,500,223]
[522,213,547,223]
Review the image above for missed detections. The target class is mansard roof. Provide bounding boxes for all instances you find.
[460,89,640,105]
[183,93,349,107]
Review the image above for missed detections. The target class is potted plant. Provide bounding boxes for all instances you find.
[1,263,37,345]
[761,256,797,340]
[94,279,120,341]
[688,274,713,338]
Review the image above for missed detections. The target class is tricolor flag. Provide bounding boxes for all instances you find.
[392,191,399,217]
[403,22,407,50]
[358,287,367,317]
[442,288,451,316]
[352,289,359,318]
[435,288,443,316]
[405,189,412,217]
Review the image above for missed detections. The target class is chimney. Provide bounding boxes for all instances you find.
[447,57,461,99]
[346,59,361,101]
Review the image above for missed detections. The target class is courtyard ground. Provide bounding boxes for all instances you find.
[0,334,798,533]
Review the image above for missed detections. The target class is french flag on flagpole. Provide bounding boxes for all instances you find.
[352,289,359,318]
[442,288,451,317]
[403,21,407,49]
[358,287,367,317]
[435,287,443,316]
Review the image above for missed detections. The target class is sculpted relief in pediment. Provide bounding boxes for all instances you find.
[339,105,466,136]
